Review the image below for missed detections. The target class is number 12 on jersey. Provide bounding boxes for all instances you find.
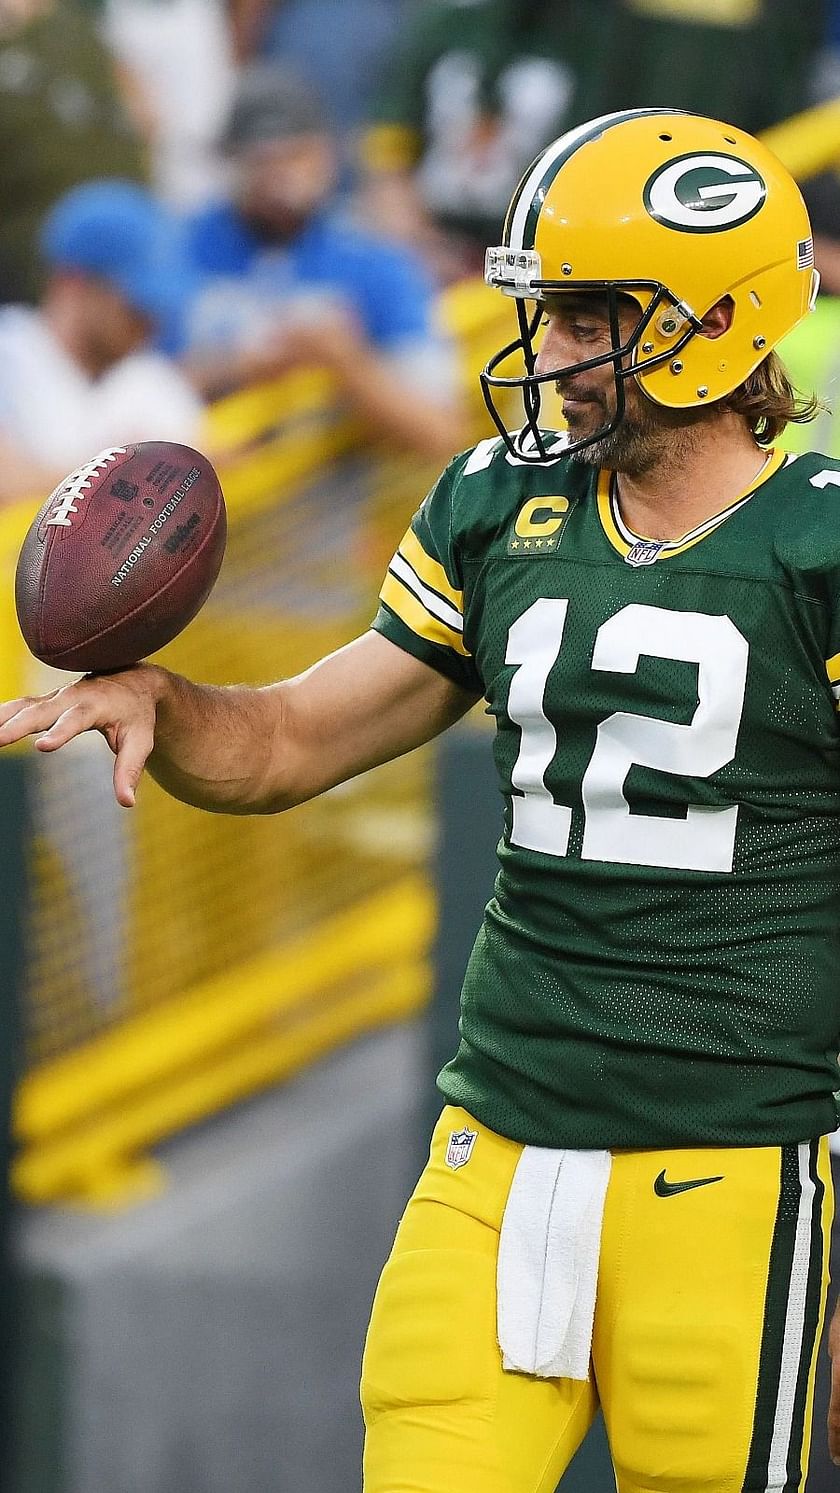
[506,601,749,874]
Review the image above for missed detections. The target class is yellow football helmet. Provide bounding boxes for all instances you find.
[481,108,819,462]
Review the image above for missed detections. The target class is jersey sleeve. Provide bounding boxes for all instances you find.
[792,456,840,710]
[372,461,482,695]
[825,601,840,710]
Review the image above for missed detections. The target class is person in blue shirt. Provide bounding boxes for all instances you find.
[253,0,405,141]
[176,62,464,460]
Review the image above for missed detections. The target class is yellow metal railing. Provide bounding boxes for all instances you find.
[9,276,510,1207]
[762,97,840,178]
[14,878,433,1206]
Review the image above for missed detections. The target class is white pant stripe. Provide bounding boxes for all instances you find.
[763,1142,816,1493]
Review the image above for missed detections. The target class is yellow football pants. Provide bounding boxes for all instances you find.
[361,1106,833,1493]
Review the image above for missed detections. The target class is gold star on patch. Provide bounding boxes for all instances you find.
[535,538,543,548]
[510,539,519,549]
[523,539,531,549]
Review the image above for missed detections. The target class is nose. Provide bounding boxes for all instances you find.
[534,318,572,377]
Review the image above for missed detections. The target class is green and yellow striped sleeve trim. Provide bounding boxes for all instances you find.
[825,651,840,708]
[379,528,468,656]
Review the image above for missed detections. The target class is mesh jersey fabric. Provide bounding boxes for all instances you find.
[373,439,840,1148]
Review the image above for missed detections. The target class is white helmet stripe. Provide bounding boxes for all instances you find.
[506,108,685,253]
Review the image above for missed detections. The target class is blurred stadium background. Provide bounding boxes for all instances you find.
[4,4,840,1491]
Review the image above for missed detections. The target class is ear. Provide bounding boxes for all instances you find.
[700,295,735,340]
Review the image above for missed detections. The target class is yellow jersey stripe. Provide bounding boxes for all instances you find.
[389,554,463,633]
[380,572,469,656]
[597,470,627,555]
[399,528,464,611]
[825,650,840,686]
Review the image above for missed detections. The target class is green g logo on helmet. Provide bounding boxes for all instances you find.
[644,152,767,233]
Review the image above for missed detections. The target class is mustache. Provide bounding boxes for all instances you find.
[554,382,607,404]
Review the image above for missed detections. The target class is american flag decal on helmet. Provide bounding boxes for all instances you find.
[797,237,815,269]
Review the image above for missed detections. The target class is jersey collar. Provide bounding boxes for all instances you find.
[596,446,787,563]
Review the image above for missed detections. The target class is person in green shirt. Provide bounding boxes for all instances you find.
[606,0,823,133]
[0,0,146,304]
[361,0,615,280]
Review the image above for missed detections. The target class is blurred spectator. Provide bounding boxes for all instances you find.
[799,172,840,300]
[0,178,202,506]
[0,178,204,1034]
[227,0,267,59]
[177,63,465,461]
[360,0,613,281]
[605,0,823,135]
[796,2,840,304]
[0,0,147,304]
[237,0,406,141]
[102,0,237,208]
[809,0,840,101]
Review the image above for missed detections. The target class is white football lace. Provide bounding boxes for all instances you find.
[44,447,127,528]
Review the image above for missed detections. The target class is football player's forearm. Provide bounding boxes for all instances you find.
[149,633,476,814]
[261,634,478,811]
[147,669,286,814]
[147,666,402,816]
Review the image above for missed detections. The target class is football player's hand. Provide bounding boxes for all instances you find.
[828,1295,840,1464]
[0,666,164,809]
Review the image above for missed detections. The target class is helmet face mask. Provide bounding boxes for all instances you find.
[480,277,702,464]
[481,108,818,466]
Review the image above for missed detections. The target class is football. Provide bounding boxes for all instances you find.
[15,441,227,672]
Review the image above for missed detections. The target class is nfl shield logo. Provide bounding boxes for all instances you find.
[445,1127,478,1170]
[625,539,663,568]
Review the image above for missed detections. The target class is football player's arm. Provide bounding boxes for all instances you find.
[0,629,479,811]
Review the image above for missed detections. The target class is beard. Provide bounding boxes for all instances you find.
[563,378,706,478]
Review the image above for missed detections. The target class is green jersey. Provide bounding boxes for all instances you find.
[372,437,840,1149]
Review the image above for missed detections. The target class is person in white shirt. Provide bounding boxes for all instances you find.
[0,177,204,1015]
[0,176,203,506]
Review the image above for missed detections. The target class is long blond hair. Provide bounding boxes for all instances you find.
[721,350,824,445]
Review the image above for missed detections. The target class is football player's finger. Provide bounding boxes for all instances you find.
[0,694,68,743]
[0,696,37,729]
[112,727,154,809]
[34,702,99,750]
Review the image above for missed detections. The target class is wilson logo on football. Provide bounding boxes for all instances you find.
[643,152,766,234]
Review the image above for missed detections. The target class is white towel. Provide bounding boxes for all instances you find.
[496,1146,612,1381]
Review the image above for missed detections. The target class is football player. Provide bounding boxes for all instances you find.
[3,109,840,1490]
